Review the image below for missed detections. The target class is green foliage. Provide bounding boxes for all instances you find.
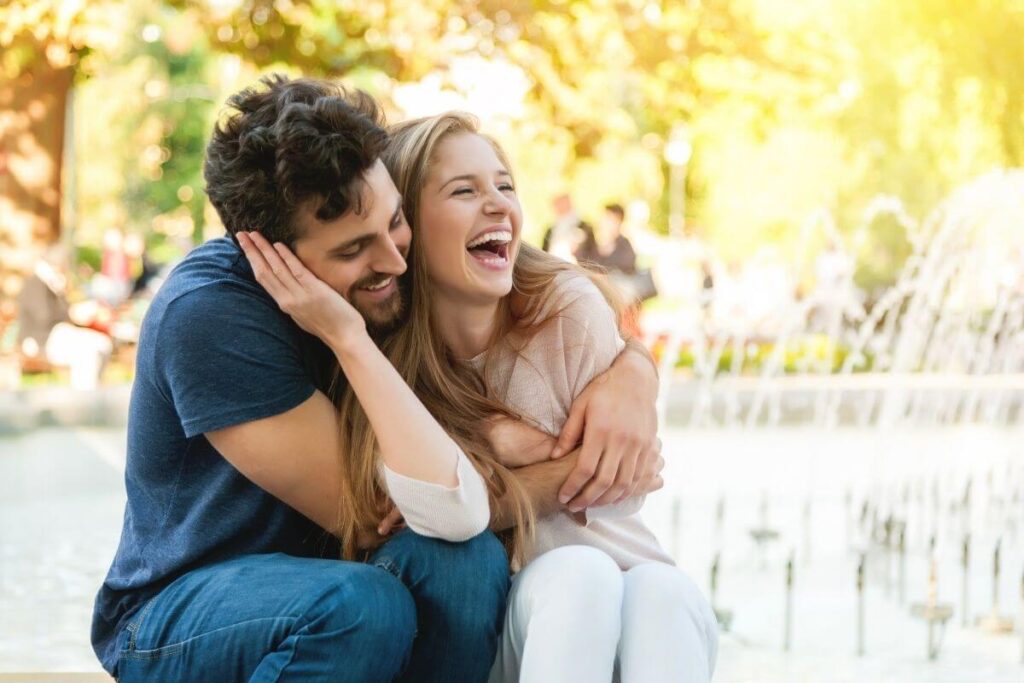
[853,212,913,297]
[126,37,215,244]
[0,0,131,79]
[6,0,1022,287]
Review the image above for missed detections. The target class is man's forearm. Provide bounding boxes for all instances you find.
[490,450,579,532]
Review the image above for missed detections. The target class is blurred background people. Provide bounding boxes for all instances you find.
[585,203,638,275]
[89,228,133,306]
[542,193,595,263]
[577,203,653,339]
[16,245,113,390]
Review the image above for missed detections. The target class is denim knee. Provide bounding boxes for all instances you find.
[375,530,510,623]
[380,529,509,579]
[448,531,509,608]
[450,530,509,580]
[313,563,417,663]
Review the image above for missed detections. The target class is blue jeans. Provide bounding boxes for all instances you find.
[115,530,510,682]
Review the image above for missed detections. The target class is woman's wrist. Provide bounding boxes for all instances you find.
[327,325,374,363]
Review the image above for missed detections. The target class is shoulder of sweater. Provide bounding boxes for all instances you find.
[540,270,607,318]
[513,273,615,361]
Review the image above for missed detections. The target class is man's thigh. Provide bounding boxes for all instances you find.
[117,553,415,683]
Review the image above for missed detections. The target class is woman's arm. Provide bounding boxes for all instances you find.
[238,232,489,540]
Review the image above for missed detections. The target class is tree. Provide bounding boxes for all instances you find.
[173,0,805,232]
[0,0,133,277]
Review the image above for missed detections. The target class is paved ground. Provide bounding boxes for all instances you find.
[1,424,1022,681]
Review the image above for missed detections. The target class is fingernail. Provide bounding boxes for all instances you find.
[551,448,563,459]
[377,526,385,535]
[569,505,581,513]
[559,494,569,504]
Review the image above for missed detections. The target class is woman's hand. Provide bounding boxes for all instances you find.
[237,231,367,351]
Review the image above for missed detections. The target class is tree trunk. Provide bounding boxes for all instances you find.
[0,61,72,278]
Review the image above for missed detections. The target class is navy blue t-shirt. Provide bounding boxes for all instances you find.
[91,237,338,674]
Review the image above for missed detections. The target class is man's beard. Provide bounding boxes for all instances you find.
[348,272,409,339]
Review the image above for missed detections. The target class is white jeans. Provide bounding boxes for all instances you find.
[489,545,719,682]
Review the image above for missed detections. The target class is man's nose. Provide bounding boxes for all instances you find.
[370,234,408,276]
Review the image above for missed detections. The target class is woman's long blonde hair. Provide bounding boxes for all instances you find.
[331,111,623,564]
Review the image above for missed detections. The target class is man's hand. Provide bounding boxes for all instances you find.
[491,443,665,533]
[554,340,659,512]
[485,417,557,467]
[631,444,666,499]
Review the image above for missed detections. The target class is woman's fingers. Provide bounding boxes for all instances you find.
[237,232,287,298]
[246,231,303,296]
[272,242,310,283]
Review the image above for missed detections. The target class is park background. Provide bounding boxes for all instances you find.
[1,1,1023,681]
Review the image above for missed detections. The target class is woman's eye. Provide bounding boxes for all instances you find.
[500,183,515,192]
[452,187,474,196]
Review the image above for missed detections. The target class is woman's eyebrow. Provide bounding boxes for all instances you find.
[440,170,511,190]
[439,173,476,191]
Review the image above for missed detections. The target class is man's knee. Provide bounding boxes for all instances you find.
[372,530,509,632]
[376,529,509,582]
[312,563,417,657]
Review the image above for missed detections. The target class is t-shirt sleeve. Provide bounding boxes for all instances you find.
[155,284,316,438]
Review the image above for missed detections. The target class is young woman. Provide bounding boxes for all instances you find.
[381,113,718,683]
[244,114,718,681]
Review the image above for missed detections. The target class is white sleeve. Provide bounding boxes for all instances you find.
[380,448,491,542]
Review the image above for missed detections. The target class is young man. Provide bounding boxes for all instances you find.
[92,75,662,682]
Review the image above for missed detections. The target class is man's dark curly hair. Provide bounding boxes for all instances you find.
[204,73,388,246]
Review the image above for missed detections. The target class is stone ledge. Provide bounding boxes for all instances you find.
[0,385,130,435]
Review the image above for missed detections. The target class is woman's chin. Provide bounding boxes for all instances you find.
[454,277,513,305]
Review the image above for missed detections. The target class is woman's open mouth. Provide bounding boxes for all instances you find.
[466,229,512,270]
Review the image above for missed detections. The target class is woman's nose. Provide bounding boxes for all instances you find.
[483,188,512,216]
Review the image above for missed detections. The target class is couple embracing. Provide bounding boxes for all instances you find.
[92,74,718,682]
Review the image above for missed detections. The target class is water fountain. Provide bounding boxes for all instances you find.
[655,170,1024,675]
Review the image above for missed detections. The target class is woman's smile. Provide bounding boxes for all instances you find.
[418,131,523,304]
[466,227,513,271]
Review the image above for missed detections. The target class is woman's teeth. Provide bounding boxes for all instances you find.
[466,230,512,249]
